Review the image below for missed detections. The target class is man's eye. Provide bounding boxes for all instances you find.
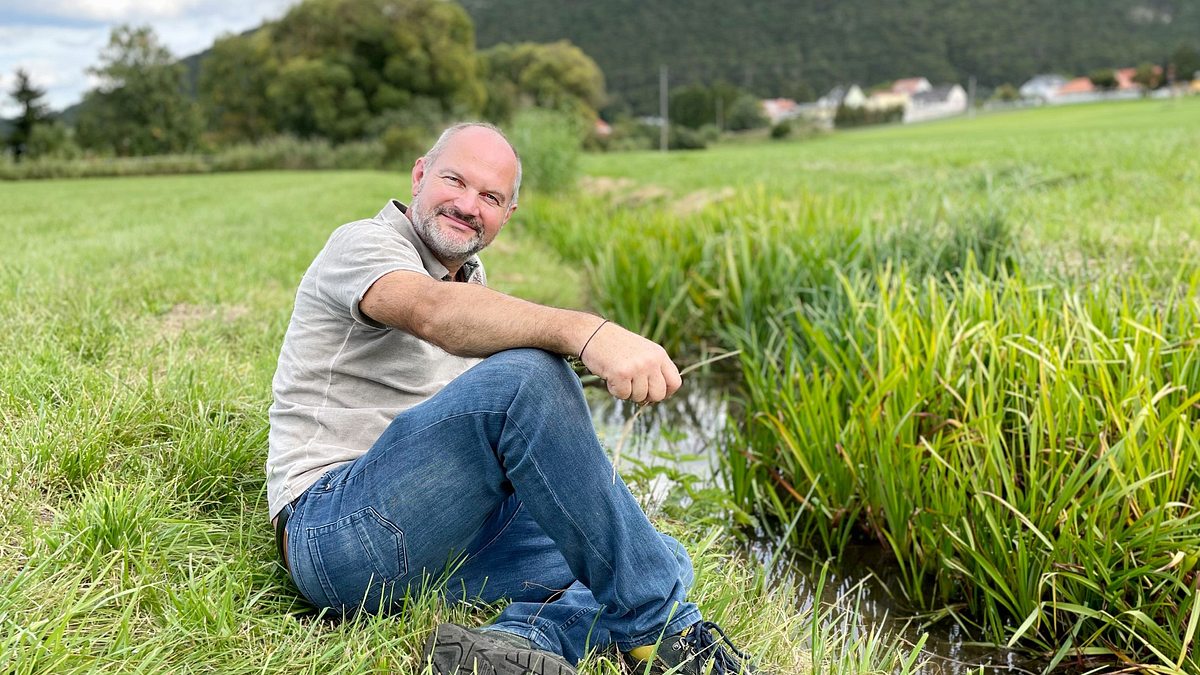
[443,175,464,187]
[484,193,501,206]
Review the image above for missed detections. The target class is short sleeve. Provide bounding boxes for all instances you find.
[312,220,428,326]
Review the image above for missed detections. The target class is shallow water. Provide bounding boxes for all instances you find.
[586,378,1045,674]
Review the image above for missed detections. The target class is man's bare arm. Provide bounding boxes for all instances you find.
[360,270,682,403]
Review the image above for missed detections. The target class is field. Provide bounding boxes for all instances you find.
[2,96,1198,673]
[0,173,908,672]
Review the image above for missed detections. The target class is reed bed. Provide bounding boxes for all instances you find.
[519,99,1200,671]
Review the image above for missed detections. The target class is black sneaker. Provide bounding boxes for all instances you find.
[624,620,756,674]
[423,623,577,675]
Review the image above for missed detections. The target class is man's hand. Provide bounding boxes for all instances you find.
[578,321,682,404]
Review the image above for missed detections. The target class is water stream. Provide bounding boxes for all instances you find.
[586,379,1046,674]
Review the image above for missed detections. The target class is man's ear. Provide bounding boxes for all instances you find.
[411,157,427,196]
[501,203,517,229]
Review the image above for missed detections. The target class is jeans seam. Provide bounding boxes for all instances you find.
[557,605,591,631]
[507,417,621,598]
[487,624,553,653]
[463,501,524,565]
[346,409,509,482]
[619,605,702,651]
[286,501,320,606]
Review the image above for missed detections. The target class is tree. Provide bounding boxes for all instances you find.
[75,25,202,155]
[479,41,605,123]
[668,84,714,129]
[725,94,768,131]
[990,83,1020,102]
[26,121,81,159]
[7,68,51,160]
[1088,68,1117,90]
[1132,63,1162,91]
[198,31,278,143]
[1171,45,1200,82]
[262,0,485,140]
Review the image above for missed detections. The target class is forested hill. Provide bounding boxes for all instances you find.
[460,0,1198,112]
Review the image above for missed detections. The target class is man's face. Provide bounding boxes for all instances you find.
[409,127,518,267]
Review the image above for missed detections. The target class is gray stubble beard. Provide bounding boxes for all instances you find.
[408,194,487,265]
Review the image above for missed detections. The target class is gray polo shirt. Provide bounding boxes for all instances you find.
[266,199,485,520]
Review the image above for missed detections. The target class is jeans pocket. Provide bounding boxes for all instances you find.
[307,506,408,611]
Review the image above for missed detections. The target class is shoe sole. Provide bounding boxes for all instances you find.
[422,624,576,675]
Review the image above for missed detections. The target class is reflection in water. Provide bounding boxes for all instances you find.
[752,542,1041,675]
[585,375,1045,675]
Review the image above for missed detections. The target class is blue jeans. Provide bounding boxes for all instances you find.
[283,348,701,664]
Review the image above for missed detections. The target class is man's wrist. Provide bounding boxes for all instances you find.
[578,319,609,361]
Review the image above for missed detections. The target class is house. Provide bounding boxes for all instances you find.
[810,84,866,128]
[1045,72,1147,105]
[1053,77,1096,102]
[818,84,866,110]
[1019,74,1067,101]
[1056,77,1095,95]
[891,77,932,95]
[1115,68,1138,90]
[866,89,908,111]
[905,84,968,123]
[1114,65,1163,91]
[761,98,800,124]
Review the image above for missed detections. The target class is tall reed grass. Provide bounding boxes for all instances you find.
[519,172,1199,670]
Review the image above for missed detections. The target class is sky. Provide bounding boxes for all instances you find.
[0,0,297,116]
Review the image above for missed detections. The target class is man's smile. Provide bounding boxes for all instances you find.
[436,207,482,235]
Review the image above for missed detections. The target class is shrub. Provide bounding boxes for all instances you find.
[990,83,1020,102]
[508,109,582,194]
[835,104,903,128]
[726,95,768,131]
[1,136,393,180]
[769,120,792,139]
[26,122,82,160]
[1089,68,1117,90]
[668,125,708,150]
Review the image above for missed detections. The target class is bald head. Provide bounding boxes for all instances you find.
[423,123,523,206]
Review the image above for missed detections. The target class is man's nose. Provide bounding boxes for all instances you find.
[453,189,480,216]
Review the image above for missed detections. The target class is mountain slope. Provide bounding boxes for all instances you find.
[460,0,1198,111]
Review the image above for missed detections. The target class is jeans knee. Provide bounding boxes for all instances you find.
[660,534,695,589]
[489,348,575,388]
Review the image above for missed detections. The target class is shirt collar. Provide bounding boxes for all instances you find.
[378,199,484,283]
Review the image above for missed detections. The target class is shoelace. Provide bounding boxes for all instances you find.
[681,620,751,674]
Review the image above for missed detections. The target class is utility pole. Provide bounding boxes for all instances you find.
[660,65,669,152]
[968,75,977,118]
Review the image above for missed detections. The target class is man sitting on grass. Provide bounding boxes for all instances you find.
[265,122,755,674]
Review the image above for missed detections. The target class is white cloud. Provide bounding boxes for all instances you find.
[0,0,296,116]
[8,0,234,22]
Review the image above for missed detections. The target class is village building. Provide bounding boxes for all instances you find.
[818,84,866,110]
[890,77,932,95]
[1019,74,1068,101]
[905,84,968,123]
[865,89,908,112]
[761,98,801,124]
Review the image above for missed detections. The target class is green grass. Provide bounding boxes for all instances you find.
[0,172,910,672]
[514,97,1200,672]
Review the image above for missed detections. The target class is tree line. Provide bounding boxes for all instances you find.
[460,0,1200,114]
[3,0,608,162]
